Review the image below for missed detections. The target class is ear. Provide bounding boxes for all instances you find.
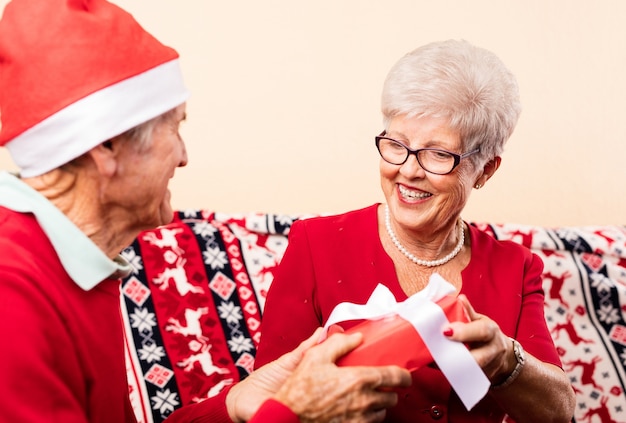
[85,139,119,177]
[474,156,501,189]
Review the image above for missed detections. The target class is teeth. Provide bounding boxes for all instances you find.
[399,185,431,200]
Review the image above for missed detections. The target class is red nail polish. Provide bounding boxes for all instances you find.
[443,328,454,337]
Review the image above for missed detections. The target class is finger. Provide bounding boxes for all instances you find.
[366,391,400,411]
[272,328,327,370]
[327,324,345,336]
[366,409,388,423]
[305,332,364,363]
[445,316,497,344]
[339,410,387,423]
[372,365,412,388]
[293,327,325,355]
[345,390,400,418]
[353,408,388,423]
[443,303,491,343]
[344,365,412,390]
[442,294,475,340]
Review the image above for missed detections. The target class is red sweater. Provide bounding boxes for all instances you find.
[166,390,298,423]
[0,207,136,422]
[256,204,561,423]
[0,203,297,423]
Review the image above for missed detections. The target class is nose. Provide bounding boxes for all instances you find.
[178,137,188,167]
[399,152,426,177]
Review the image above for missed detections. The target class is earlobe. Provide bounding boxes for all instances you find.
[474,156,501,189]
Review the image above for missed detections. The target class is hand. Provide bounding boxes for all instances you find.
[442,294,515,383]
[227,328,412,423]
[274,330,411,423]
[226,328,325,422]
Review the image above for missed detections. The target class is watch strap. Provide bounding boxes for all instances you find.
[491,337,525,389]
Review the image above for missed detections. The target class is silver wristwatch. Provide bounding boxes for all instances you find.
[492,338,526,389]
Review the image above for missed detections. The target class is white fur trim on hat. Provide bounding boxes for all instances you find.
[6,59,189,177]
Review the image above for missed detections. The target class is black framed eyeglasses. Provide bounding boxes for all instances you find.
[375,131,480,175]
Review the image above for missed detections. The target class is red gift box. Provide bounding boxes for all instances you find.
[335,295,468,370]
[321,274,490,410]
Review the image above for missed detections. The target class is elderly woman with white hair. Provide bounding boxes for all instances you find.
[256,39,576,422]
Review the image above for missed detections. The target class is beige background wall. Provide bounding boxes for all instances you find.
[1,1,625,226]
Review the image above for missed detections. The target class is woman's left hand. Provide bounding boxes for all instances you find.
[442,294,516,383]
[442,294,576,423]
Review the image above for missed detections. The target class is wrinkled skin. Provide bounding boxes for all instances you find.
[227,329,412,423]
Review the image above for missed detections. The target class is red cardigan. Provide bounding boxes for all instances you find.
[255,204,561,423]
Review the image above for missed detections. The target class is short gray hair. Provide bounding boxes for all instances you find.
[121,107,178,151]
[381,39,521,162]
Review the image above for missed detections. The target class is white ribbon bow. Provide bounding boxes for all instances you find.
[322,273,489,410]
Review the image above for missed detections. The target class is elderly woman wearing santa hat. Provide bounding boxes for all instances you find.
[0,1,410,422]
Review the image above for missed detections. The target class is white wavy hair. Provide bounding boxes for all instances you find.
[381,39,521,163]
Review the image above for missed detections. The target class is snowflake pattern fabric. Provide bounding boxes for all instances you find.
[121,210,293,422]
[474,222,626,423]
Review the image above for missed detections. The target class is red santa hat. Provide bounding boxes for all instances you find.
[0,0,189,177]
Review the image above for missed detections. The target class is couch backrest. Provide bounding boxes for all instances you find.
[121,210,626,423]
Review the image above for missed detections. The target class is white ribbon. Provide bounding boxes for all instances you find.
[323,273,489,410]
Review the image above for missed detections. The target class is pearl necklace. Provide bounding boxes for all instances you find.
[384,204,464,267]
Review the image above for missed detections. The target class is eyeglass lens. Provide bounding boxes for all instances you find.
[377,138,456,174]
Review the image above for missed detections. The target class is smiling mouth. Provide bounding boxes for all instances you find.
[399,185,432,200]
